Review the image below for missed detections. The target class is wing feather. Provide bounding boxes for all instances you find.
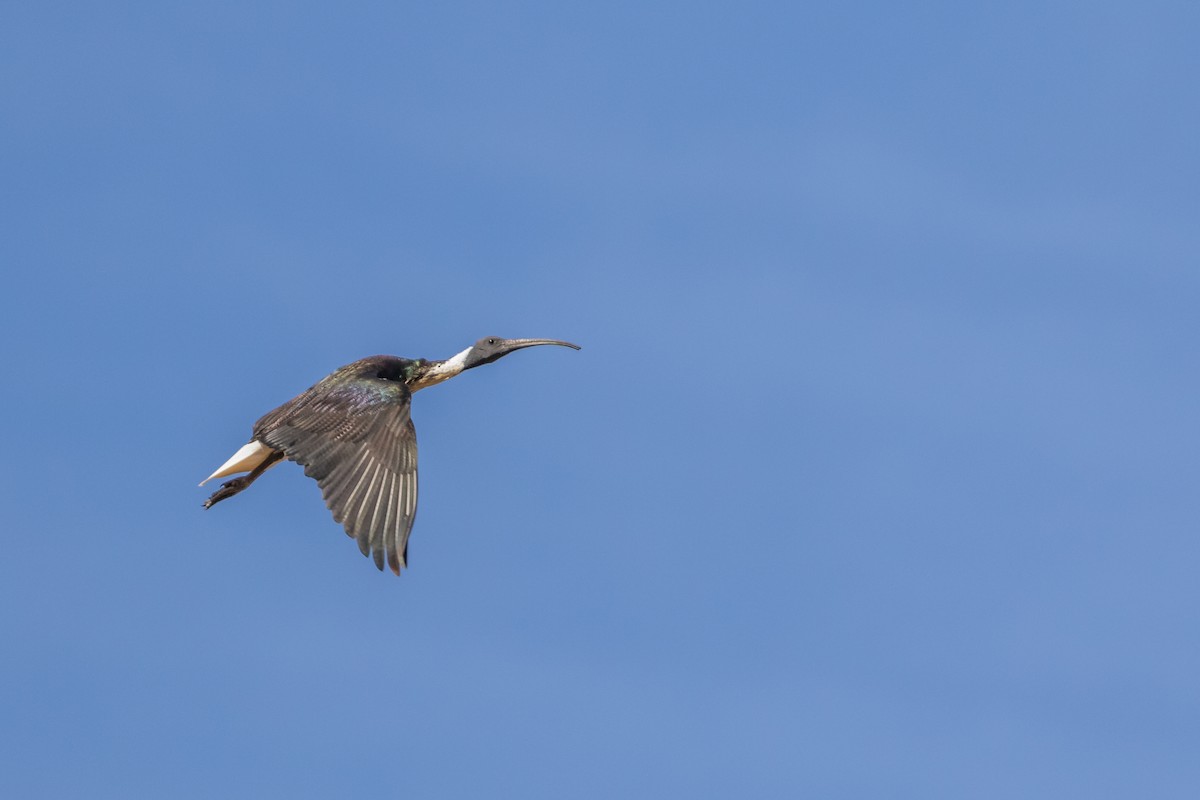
[254,367,419,574]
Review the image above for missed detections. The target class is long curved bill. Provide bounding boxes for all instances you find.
[497,338,581,353]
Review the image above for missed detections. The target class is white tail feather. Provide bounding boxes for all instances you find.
[200,440,277,486]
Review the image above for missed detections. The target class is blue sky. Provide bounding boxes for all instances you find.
[2,2,1198,797]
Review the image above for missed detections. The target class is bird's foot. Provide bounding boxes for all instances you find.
[203,476,251,509]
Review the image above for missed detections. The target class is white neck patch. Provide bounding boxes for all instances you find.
[415,345,473,390]
[441,346,473,373]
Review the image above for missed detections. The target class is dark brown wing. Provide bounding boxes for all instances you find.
[253,373,418,575]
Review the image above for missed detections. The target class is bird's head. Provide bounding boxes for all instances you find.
[463,336,581,369]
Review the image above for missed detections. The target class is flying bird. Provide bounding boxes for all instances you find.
[201,336,580,574]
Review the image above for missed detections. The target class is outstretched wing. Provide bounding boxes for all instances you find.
[254,376,418,575]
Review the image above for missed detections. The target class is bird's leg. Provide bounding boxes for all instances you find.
[203,450,285,509]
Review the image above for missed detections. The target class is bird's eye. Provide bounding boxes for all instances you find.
[487,338,498,345]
